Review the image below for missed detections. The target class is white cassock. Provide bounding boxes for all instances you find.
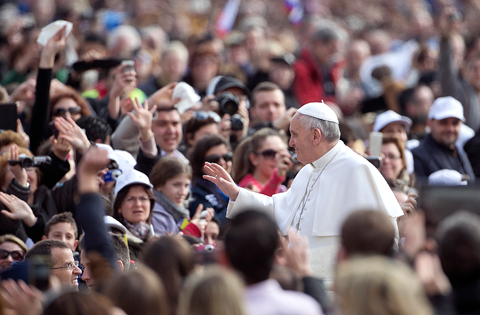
[227,141,404,281]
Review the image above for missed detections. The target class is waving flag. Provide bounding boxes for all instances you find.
[215,0,241,38]
[284,0,304,25]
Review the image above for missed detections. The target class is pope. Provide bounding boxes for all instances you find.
[204,102,403,280]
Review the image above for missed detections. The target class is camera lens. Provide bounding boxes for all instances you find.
[230,114,244,131]
[21,157,33,168]
[204,245,215,252]
[216,92,239,116]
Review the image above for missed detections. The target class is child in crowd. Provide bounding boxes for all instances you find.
[42,212,78,252]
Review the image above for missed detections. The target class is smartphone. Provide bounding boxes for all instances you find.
[121,60,135,73]
[0,103,18,131]
[0,256,51,292]
[369,132,383,157]
[366,156,382,168]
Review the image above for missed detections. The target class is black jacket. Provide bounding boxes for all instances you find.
[412,134,475,182]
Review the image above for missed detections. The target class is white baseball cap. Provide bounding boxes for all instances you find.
[297,101,339,124]
[95,143,117,161]
[104,216,128,234]
[113,149,137,173]
[114,169,153,197]
[428,96,465,122]
[428,169,468,186]
[373,110,412,132]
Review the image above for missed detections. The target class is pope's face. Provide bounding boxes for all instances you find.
[289,115,314,164]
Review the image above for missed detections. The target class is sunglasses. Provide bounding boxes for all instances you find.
[0,249,24,261]
[205,152,233,164]
[256,149,277,159]
[52,106,81,117]
[192,111,221,123]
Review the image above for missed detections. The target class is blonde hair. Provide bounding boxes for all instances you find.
[336,256,433,315]
[177,266,247,315]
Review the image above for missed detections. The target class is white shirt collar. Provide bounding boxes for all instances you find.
[311,140,343,169]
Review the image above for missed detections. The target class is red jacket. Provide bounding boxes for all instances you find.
[293,48,345,106]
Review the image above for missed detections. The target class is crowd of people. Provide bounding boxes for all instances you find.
[0,0,480,314]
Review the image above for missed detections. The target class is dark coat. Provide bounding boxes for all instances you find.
[412,134,475,181]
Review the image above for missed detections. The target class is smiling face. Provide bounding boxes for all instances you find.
[151,110,183,155]
[46,222,78,252]
[289,115,315,164]
[203,144,232,174]
[118,185,152,225]
[51,247,82,287]
[158,173,191,207]
[250,135,286,179]
[380,143,404,180]
[428,117,462,148]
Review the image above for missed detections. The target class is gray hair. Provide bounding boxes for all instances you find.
[297,113,340,142]
[162,41,189,62]
[311,21,347,44]
[107,25,141,51]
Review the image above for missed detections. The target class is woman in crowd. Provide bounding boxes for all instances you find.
[232,128,292,196]
[177,266,248,315]
[188,134,232,224]
[379,135,411,188]
[49,86,92,122]
[335,256,433,315]
[143,236,195,315]
[0,234,27,269]
[101,266,169,315]
[149,157,210,237]
[112,169,155,262]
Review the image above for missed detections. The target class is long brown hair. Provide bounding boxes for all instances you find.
[232,128,281,183]
[382,135,410,184]
[150,157,192,190]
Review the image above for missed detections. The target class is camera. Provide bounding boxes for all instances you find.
[8,154,52,168]
[215,92,239,116]
[230,114,244,131]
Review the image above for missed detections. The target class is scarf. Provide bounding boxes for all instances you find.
[153,189,190,222]
[124,221,151,241]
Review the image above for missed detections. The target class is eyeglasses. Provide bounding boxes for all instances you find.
[204,152,233,164]
[256,149,277,159]
[51,260,80,271]
[125,196,151,203]
[383,154,401,161]
[52,106,81,117]
[0,249,24,261]
[192,111,221,123]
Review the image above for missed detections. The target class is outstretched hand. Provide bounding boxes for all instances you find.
[203,162,239,201]
[190,204,214,235]
[40,25,71,68]
[1,279,43,315]
[0,192,37,226]
[55,117,91,154]
[127,98,157,141]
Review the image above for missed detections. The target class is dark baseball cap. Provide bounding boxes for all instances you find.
[214,76,250,97]
[270,53,296,66]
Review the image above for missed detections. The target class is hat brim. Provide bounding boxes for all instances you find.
[430,112,466,122]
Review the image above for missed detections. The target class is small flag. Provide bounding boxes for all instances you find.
[215,0,241,38]
[284,0,304,25]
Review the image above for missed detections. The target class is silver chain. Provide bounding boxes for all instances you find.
[294,150,340,231]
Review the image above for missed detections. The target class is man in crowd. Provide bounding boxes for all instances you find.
[224,210,323,315]
[205,101,403,280]
[412,96,475,181]
[248,81,297,134]
[25,239,82,288]
[80,233,130,289]
[294,23,345,106]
